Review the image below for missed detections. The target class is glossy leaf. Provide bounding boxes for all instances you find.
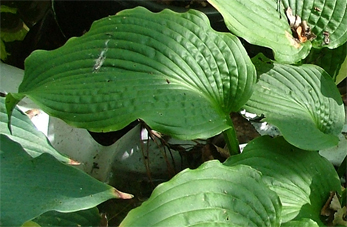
[120,160,281,227]
[244,54,345,151]
[6,7,256,140]
[0,135,132,226]
[225,136,341,224]
[0,97,71,163]
[208,0,311,63]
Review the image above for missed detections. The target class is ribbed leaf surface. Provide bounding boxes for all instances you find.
[244,54,345,151]
[8,7,256,140]
[120,160,281,227]
[208,0,311,63]
[208,0,347,63]
[0,97,70,163]
[225,136,341,224]
[281,0,347,49]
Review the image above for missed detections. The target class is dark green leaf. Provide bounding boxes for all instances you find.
[0,135,132,226]
[32,207,101,227]
[0,97,71,163]
[304,41,347,83]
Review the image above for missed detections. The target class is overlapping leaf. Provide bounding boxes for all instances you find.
[6,7,256,140]
[0,97,71,163]
[208,0,311,63]
[208,0,347,63]
[244,54,345,151]
[281,0,347,49]
[305,41,347,83]
[225,136,341,224]
[30,208,101,227]
[0,135,132,226]
[120,160,281,227]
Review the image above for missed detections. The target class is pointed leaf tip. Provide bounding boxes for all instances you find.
[68,159,81,166]
[112,188,133,200]
[5,93,19,134]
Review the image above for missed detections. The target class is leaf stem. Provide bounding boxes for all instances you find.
[223,124,240,156]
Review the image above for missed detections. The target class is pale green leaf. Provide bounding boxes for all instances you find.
[225,136,341,224]
[120,160,281,227]
[0,135,132,226]
[8,7,256,140]
[208,0,311,63]
[244,54,345,151]
[0,97,71,163]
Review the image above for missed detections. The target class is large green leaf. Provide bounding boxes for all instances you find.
[6,7,256,140]
[0,97,72,163]
[244,54,345,151]
[281,0,347,49]
[208,0,311,63]
[0,134,132,226]
[208,0,347,63]
[224,136,342,224]
[120,160,281,227]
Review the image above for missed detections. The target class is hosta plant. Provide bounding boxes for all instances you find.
[2,0,347,226]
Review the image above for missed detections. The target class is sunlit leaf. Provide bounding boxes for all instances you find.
[281,0,347,49]
[208,0,311,63]
[120,160,281,227]
[6,7,256,140]
[244,54,345,151]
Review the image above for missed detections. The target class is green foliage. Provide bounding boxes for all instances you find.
[0,97,70,162]
[2,0,346,226]
[304,41,347,84]
[0,5,29,61]
[245,54,345,150]
[120,161,281,226]
[280,0,347,49]
[225,136,341,224]
[29,208,101,227]
[5,7,256,141]
[208,0,347,63]
[0,134,132,226]
[208,0,311,63]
